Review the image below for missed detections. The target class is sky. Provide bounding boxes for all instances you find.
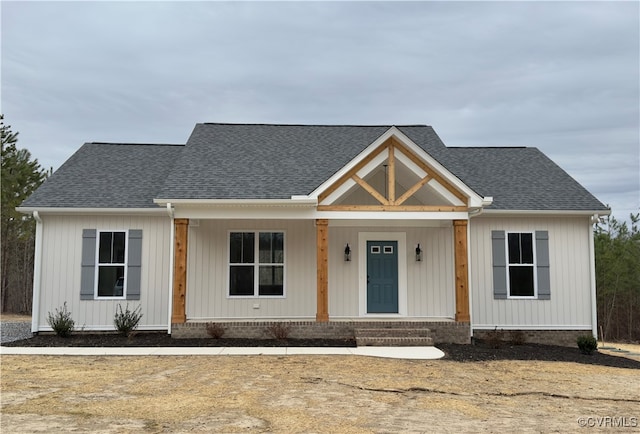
[1,1,638,220]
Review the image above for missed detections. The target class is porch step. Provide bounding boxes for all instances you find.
[354,327,433,347]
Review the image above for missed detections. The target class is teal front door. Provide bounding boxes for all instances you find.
[367,241,399,313]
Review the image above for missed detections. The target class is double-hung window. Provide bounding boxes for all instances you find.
[491,230,550,300]
[507,232,536,297]
[229,231,284,297]
[96,231,127,298]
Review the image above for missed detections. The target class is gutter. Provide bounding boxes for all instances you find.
[166,203,175,335]
[31,211,43,333]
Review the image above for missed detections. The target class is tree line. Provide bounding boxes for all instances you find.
[1,115,638,341]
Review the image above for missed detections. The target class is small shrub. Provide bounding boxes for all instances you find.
[577,335,598,355]
[206,322,226,339]
[485,327,504,349]
[509,330,527,345]
[266,322,291,340]
[114,304,143,337]
[47,302,75,337]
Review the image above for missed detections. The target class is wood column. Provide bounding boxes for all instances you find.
[171,218,189,324]
[316,219,329,322]
[453,220,470,322]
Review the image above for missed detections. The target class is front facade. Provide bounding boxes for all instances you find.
[19,124,609,345]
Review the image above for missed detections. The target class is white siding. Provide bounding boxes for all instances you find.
[187,220,456,320]
[329,226,454,318]
[37,215,171,331]
[186,220,317,319]
[469,216,593,329]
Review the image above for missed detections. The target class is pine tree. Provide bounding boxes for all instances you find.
[1,115,47,313]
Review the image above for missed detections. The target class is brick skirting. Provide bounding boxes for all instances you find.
[171,320,471,344]
[472,329,593,347]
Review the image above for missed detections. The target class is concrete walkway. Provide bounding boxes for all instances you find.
[0,345,444,359]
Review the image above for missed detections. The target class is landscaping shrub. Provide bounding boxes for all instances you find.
[266,322,291,340]
[577,335,598,355]
[114,304,143,336]
[206,322,226,339]
[47,302,75,337]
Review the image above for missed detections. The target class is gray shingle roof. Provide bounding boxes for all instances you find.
[443,147,608,211]
[21,143,184,208]
[156,124,448,200]
[21,123,608,212]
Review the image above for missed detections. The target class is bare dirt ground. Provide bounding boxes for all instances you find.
[2,353,639,433]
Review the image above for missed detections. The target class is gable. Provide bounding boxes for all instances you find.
[312,127,486,211]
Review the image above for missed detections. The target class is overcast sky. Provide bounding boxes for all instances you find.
[2,1,638,220]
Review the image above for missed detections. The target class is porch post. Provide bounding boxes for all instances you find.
[316,219,329,322]
[453,220,470,322]
[171,218,189,323]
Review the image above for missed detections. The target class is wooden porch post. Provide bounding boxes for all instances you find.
[171,218,189,324]
[316,219,329,322]
[453,220,470,322]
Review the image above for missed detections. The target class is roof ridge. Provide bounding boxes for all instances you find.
[199,122,430,128]
[448,146,530,149]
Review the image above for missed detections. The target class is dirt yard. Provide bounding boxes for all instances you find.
[1,354,638,433]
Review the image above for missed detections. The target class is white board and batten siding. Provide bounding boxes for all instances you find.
[469,216,593,330]
[36,215,171,331]
[186,220,455,320]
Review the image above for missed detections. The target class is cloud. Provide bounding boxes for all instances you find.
[1,1,638,218]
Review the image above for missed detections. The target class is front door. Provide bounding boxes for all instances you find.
[367,241,399,313]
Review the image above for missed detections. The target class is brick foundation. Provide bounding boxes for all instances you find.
[171,320,471,344]
[472,329,593,347]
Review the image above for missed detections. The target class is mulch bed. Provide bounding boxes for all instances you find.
[4,332,638,369]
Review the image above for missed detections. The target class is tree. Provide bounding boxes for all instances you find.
[595,213,640,342]
[1,114,47,313]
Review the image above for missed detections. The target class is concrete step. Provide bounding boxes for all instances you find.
[355,336,434,347]
[354,327,433,346]
[354,328,432,338]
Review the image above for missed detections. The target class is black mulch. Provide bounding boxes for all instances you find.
[4,333,639,369]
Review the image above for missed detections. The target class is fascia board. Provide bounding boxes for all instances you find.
[16,207,168,215]
[154,198,318,206]
[480,209,611,217]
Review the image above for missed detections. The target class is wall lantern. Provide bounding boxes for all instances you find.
[344,243,351,262]
[415,244,423,262]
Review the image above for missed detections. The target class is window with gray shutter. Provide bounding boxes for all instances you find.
[491,230,550,300]
[80,229,142,300]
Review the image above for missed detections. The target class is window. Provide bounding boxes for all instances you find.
[507,232,535,297]
[229,231,284,297]
[491,230,550,300]
[97,231,127,297]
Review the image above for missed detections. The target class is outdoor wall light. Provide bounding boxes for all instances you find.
[344,243,351,262]
[415,244,423,262]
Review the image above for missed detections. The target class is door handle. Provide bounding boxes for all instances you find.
[367,275,370,284]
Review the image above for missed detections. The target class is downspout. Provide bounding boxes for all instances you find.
[466,216,473,340]
[31,211,43,333]
[589,214,599,339]
[166,203,175,335]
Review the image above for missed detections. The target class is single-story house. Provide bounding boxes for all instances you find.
[19,123,609,345]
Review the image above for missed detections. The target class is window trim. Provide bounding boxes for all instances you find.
[505,231,537,299]
[227,230,286,298]
[94,229,129,300]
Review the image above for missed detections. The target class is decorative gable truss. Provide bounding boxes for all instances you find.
[313,127,486,212]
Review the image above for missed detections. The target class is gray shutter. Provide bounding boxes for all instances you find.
[536,230,550,300]
[126,230,142,300]
[492,231,507,299]
[80,229,97,300]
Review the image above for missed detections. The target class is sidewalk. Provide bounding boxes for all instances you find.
[0,345,444,359]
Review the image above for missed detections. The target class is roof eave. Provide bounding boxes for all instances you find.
[16,207,168,215]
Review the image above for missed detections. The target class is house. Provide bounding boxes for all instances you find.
[18,123,609,345]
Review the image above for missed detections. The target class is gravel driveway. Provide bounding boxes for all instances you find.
[0,320,32,344]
